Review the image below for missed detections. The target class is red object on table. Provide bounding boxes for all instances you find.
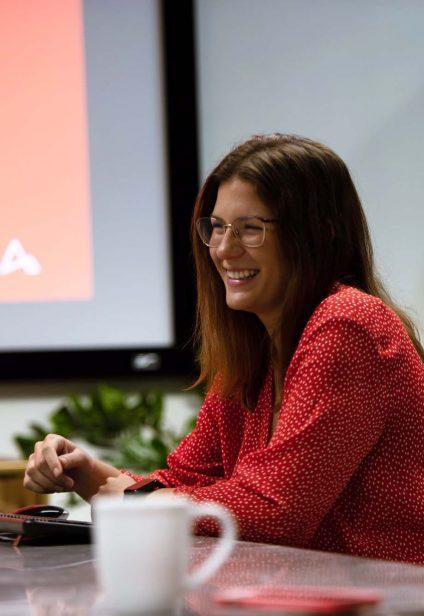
[214,585,382,613]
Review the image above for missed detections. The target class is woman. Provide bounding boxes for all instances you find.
[24,134,424,563]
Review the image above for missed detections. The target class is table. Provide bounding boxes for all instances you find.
[1,537,424,615]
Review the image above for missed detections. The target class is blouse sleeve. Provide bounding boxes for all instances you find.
[124,392,225,488]
[173,317,389,545]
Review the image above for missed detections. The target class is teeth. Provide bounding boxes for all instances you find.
[226,269,258,280]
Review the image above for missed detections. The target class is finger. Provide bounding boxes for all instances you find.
[41,436,67,478]
[27,467,65,492]
[34,440,74,488]
[25,465,68,493]
[37,463,74,490]
[59,449,88,471]
[24,456,47,493]
[33,442,66,485]
[23,473,57,494]
[29,448,52,481]
[34,440,53,471]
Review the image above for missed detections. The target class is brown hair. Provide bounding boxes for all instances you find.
[191,134,423,407]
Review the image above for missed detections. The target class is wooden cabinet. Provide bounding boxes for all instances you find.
[0,460,47,512]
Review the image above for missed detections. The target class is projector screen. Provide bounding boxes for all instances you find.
[0,0,198,377]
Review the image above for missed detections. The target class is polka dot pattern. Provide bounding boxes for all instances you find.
[131,284,424,563]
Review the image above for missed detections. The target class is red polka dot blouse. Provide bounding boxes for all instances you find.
[129,284,424,563]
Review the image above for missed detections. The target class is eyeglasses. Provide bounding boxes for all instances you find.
[196,216,278,248]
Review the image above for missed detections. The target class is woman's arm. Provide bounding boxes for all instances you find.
[25,392,226,501]
[170,318,389,545]
[121,392,226,489]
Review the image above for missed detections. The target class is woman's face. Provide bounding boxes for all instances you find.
[209,177,286,334]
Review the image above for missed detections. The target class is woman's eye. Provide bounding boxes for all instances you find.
[211,222,224,231]
[242,224,262,232]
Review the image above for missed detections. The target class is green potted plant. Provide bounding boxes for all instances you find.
[15,384,198,477]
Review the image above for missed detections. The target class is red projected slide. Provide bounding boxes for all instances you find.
[0,0,93,303]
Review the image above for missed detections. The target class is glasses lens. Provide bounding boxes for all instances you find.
[196,218,211,245]
[197,218,225,246]
[236,217,265,247]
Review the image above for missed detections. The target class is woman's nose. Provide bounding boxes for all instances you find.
[215,228,245,259]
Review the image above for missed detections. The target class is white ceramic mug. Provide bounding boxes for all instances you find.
[93,494,236,614]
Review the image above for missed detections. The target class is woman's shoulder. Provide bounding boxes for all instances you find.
[282,284,410,388]
[308,283,401,335]
[298,283,414,364]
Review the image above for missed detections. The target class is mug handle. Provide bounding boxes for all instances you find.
[184,501,236,590]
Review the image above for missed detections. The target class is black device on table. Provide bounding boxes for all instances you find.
[0,505,91,545]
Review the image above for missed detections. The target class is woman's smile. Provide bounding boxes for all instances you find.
[225,268,260,284]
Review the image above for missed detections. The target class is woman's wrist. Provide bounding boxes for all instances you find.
[70,458,121,502]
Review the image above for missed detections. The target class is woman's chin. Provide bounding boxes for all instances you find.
[225,291,254,313]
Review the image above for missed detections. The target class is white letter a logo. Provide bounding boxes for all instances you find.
[0,239,42,276]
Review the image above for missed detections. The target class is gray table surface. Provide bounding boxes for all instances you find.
[1,536,424,615]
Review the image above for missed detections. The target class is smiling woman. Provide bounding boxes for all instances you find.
[24,134,424,564]
[191,135,424,408]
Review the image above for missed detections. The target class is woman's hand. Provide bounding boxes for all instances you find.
[145,488,176,499]
[23,434,92,494]
[23,433,121,502]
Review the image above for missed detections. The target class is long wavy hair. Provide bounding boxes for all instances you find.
[191,134,423,407]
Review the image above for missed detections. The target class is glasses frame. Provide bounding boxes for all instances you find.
[196,216,279,248]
